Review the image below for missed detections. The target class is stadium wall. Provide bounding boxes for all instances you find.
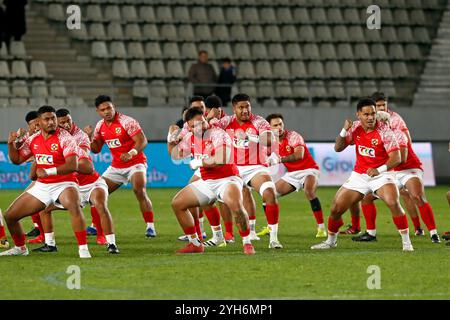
[1,105,449,182]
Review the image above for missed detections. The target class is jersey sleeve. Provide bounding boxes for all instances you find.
[211,115,233,129]
[345,122,359,145]
[380,128,400,154]
[391,112,408,132]
[177,122,190,140]
[252,115,271,134]
[177,133,193,158]
[394,129,408,148]
[93,120,103,141]
[18,136,33,160]
[211,128,232,150]
[120,114,143,138]
[59,131,79,158]
[287,131,305,148]
[76,130,91,150]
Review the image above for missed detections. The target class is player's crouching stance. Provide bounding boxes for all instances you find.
[168,107,255,255]
[311,98,414,252]
[1,106,92,258]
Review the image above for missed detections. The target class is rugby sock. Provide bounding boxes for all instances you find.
[393,215,411,244]
[249,216,256,233]
[32,213,44,236]
[238,228,251,245]
[193,216,202,240]
[44,232,56,247]
[12,234,26,247]
[0,225,6,239]
[183,226,202,247]
[362,204,377,236]
[142,211,155,230]
[326,217,343,244]
[90,207,104,237]
[105,234,116,245]
[224,221,234,236]
[74,230,87,246]
[418,203,437,234]
[411,216,421,230]
[204,207,221,226]
[264,204,279,225]
[351,214,361,231]
[211,225,224,240]
[310,198,324,227]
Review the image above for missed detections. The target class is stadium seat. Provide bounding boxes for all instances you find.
[207,7,226,24]
[257,81,274,98]
[0,61,10,79]
[255,61,272,79]
[337,43,354,60]
[405,44,422,60]
[310,8,327,24]
[243,7,260,24]
[298,26,315,42]
[291,80,309,98]
[148,81,168,106]
[262,98,278,108]
[139,6,156,23]
[280,99,296,108]
[379,80,397,98]
[90,23,107,40]
[0,98,8,107]
[162,42,180,59]
[197,43,215,59]
[414,27,430,43]
[259,8,277,24]
[46,97,65,108]
[272,61,290,79]
[328,80,346,99]
[194,25,212,42]
[276,8,293,23]
[246,25,265,42]
[110,42,127,59]
[290,61,307,78]
[361,80,378,95]
[173,6,191,23]
[268,44,285,60]
[370,44,388,60]
[9,41,27,59]
[211,25,229,41]
[130,60,148,78]
[293,7,310,23]
[303,44,320,60]
[166,61,184,78]
[307,61,325,78]
[107,22,125,40]
[105,5,122,22]
[285,44,302,60]
[180,43,198,59]
[215,43,233,59]
[86,5,103,22]
[148,61,166,78]
[125,24,143,41]
[191,7,209,24]
[410,10,427,26]
[142,24,160,41]
[359,61,376,78]
[48,4,65,21]
[332,26,350,42]
[251,43,268,60]
[264,25,282,42]
[30,61,48,79]
[71,23,88,40]
[342,8,359,23]
[382,27,399,43]
[375,61,393,78]
[0,80,10,97]
[354,44,371,60]
[388,44,405,59]
[128,42,145,59]
[230,25,247,41]
[345,80,362,98]
[341,61,358,78]
[31,81,49,98]
[11,80,29,98]
[316,26,333,42]
[91,41,109,59]
[392,62,409,78]
[393,9,410,25]
[225,7,243,24]
[325,61,342,78]
[168,80,186,98]
[319,44,337,60]
[275,81,293,98]
[66,96,87,108]
[348,26,365,42]
[327,8,344,24]
[160,25,178,41]
[49,80,67,97]
[11,61,29,78]
[156,6,174,23]
[0,45,7,59]
[122,6,139,23]
[234,43,252,60]
[281,25,299,42]
[132,80,149,98]
[112,60,130,78]
[29,97,47,107]
[9,98,28,107]
[239,80,257,97]
[309,80,327,98]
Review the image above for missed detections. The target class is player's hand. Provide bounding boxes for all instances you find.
[344,119,353,130]
[7,131,18,144]
[266,153,281,166]
[83,125,94,138]
[36,168,48,178]
[120,152,133,162]
[366,168,380,177]
[206,108,220,121]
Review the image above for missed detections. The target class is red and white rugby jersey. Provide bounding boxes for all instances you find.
[178,127,239,180]
[70,124,100,186]
[211,113,271,166]
[277,130,319,172]
[389,110,409,133]
[395,136,423,172]
[177,109,226,140]
[93,112,147,168]
[345,120,400,174]
[19,128,78,184]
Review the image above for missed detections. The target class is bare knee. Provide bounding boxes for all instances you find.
[262,189,277,204]
[304,188,316,200]
[133,187,148,200]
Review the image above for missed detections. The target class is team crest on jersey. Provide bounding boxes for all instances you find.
[371,139,379,146]
[50,143,58,151]
[286,146,291,153]
[35,154,54,165]
[33,144,38,149]
[115,127,122,135]
[358,145,375,158]
[106,139,121,148]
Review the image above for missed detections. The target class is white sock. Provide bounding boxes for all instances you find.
[146,222,154,229]
[268,223,278,241]
[44,232,56,247]
[199,217,204,233]
[211,226,223,240]
[249,219,256,232]
[79,244,88,251]
[367,229,377,236]
[327,232,338,244]
[34,223,39,228]
[90,223,95,228]
[318,223,325,230]
[430,229,437,236]
[399,229,411,243]
[105,234,116,245]
[242,235,251,245]
[188,234,202,247]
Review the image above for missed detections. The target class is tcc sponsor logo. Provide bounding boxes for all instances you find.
[105,139,121,149]
[35,154,54,165]
[358,146,375,158]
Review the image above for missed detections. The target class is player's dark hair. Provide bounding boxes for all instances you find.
[37,105,56,115]
[198,50,208,56]
[25,111,39,123]
[371,91,386,102]
[184,107,204,122]
[95,95,112,108]
[266,113,284,123]
[222,57,231,64]
[56,108,70,118]
[189,96,204,105]
[232,93,250,105]
[356,98,376,112]
[205,95,222,109]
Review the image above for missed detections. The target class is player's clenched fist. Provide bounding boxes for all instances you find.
[366,168,380,177]
[120,152,133,162]
[343,119,353,130]
[83,125,94,138]
[36,168,48,178]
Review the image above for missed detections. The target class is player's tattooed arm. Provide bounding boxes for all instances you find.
[120,131,148,162]
[335,119,352,152]
[280,146,305,163]
[36,155,78,179]
[399,146,408,163]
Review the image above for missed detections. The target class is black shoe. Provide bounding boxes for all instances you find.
[414,227,425,236]
[352,231,377,242]
[26,227,40,238]
[431,234,441,244]
[442,233,450,241]
[107,244,120,254]
[32,244,58,252]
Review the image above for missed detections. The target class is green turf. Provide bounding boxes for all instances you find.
[0,186,449,300]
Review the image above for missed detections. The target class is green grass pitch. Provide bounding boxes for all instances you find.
[0,186,449,300]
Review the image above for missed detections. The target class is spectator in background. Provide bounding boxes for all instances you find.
[4,0,28,46]
[188,50,217,99]
[0,3,4,49]
[215,58,236,107]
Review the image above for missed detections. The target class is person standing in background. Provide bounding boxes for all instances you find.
[4,0,28,46]
[215,58,236,107]
[188,50,217,99]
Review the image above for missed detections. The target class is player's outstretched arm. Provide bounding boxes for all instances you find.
[335,119,352,152]
[36,155,78,179]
